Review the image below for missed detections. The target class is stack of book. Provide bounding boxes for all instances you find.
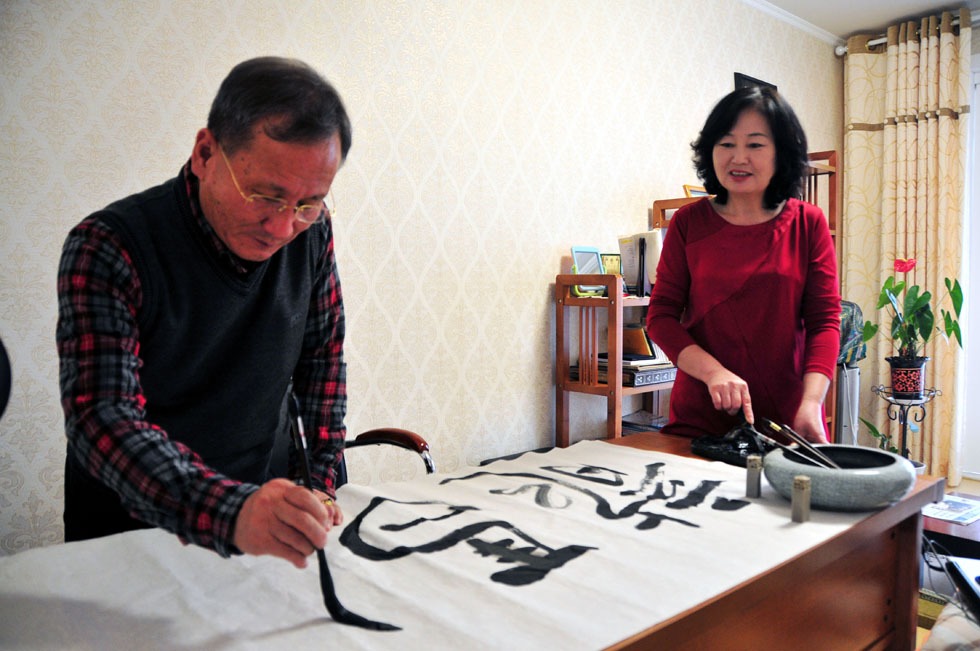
[569,353,677,387]
[568,323,676,387]
[568,364,675,387]
[621,323,669,362]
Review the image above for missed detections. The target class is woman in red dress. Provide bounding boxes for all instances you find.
[646,86,840,443]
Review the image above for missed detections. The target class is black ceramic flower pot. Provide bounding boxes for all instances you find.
[886,355,929,399]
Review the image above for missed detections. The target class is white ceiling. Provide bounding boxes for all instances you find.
[757,0,980,41]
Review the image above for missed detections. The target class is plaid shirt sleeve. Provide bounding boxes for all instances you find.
[57,217,257,557]
[289,217,347,497]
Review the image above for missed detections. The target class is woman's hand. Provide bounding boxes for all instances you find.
[792,399,828,443]
[792,372,832,443]
[676,344,754,424]
[703,368,754,424]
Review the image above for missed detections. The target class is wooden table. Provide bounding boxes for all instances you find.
[0,433,944,650]
[608,431,945,650]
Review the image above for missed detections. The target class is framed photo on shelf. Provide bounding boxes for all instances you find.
[601,253,622,276]
[683,184,708,197]
[570,245,605,296]
[734,72,777,92]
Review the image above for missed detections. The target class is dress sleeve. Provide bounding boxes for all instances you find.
[290,218,347,497]
[57,217,256,556]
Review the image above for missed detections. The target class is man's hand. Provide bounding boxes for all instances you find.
[233,478,343,569]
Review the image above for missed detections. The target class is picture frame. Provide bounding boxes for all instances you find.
[734,73,777,92]
[600,253,622,276]
[683,184,709,198]
[570,246,605,296]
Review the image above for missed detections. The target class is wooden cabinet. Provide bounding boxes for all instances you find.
[554,273,673,447]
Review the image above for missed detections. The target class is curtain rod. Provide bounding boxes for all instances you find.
[834,10,979,57]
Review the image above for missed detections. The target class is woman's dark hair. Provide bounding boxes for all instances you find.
[691,86,808,209]
[208,57,352,161]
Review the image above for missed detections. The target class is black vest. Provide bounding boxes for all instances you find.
[65,175,324,540]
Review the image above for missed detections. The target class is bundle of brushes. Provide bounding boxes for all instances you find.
[747,419,841,470]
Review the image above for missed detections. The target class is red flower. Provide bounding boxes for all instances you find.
[894,258,917,273]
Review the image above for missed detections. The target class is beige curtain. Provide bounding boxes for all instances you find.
[842,9,971,482]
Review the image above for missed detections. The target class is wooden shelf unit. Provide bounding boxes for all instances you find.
[650,196,700,230]
[554,273,674,447]
[805,150,840,439]
[806,149,838,245]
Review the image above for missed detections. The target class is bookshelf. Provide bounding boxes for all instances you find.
[804,151,839,440]
[554,273,674,447]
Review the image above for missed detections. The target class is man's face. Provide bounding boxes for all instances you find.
[192,125,342,262]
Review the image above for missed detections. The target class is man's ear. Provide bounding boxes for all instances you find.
[190,128,216,178]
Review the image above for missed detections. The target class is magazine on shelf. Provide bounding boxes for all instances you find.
[619,324,670,363]
[597,355,668,370]
[598,347,669,369]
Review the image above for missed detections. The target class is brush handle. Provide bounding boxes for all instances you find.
[771,421,841,469]
[287,393,401,631]
[754,431,836,470]
[760,419,841,469]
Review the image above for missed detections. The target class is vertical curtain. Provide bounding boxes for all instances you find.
[842,9,971,482]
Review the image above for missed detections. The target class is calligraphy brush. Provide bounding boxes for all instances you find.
[288,393,400,631]
[760,419,842,470]
[742,420,837,470]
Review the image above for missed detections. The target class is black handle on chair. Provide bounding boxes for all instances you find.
[347,428,435,474]
[349,428,429,453]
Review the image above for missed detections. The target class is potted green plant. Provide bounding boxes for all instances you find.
[859,417,898,454]
[859,417,925,473]
[861,258,963,399]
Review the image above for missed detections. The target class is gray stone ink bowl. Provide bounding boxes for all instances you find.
[763,445,917,511]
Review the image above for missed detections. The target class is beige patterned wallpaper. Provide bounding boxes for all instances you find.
[0,0,842,554]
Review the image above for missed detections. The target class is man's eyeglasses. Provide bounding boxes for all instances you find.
[218,145,336,224]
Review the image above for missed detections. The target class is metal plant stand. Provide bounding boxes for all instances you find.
[871,385,940,459]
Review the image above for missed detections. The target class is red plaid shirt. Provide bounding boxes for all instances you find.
[56,164,347,556]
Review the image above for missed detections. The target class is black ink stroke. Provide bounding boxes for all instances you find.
[541,464,627,487]
[665,480,721,509]
[468,538,593,586]
[339,497,595,586]
[339,461,750,590]
[712,497,750,511]
[442,463,749,526]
